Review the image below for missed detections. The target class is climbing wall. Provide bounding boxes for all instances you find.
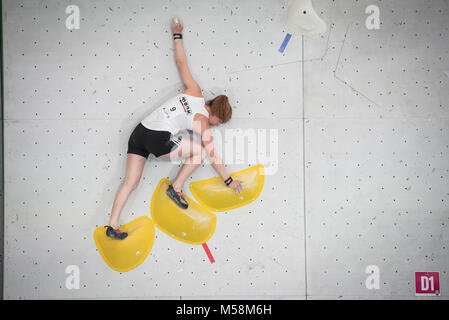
[304,0,449,298]
[2,0,448,299]
[2,0,304,299]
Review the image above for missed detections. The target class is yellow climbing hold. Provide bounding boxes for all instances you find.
[189,164,265,212]
[93,216,155,272]
[150,178,217,245]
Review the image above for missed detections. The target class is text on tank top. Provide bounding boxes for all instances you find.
[140,93,209,135]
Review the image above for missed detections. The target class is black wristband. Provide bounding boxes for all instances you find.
[173,33,182,39]
[224,177,233,186]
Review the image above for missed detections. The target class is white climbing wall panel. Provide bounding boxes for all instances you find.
[2,0,304,299]
[2,0,448,299]
[304,0,449,299]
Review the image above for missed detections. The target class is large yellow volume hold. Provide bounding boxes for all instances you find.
[93,216,155,272]
[189,164,265,212]
[150,178,217,245]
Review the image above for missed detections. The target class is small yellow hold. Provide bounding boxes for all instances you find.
[150,178,217,245]
[189,164,265,212]
[93,216,155,272]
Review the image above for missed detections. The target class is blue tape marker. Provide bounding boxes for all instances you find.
[279,33,292,53]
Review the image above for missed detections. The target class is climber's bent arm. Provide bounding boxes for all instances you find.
[193,115,230,181]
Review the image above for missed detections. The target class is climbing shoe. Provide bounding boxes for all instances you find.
[106,226,128,240]
[166,185,188,209]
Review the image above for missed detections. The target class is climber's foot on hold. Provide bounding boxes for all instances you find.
[106,226,128,240]
[166,185,188,209]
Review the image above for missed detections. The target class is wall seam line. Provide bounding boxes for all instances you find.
[301,35,308,300]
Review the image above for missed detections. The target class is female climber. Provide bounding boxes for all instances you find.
[106,18,244,239]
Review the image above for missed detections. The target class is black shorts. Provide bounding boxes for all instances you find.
[127,123,182,158]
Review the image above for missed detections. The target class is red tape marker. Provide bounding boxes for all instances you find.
[202,243,215,264]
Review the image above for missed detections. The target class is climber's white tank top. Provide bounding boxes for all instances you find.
[141,93,209,135]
